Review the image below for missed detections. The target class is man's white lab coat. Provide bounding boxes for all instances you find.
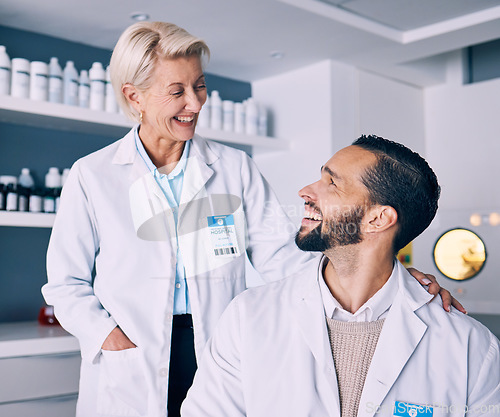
[182,261,500,417]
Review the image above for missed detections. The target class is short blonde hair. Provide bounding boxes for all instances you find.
[110,21,210,122]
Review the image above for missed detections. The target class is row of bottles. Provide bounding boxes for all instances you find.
[0,45,119,113]
[198,91,269,137]
[0,46,273,137]
[0,167,70,214]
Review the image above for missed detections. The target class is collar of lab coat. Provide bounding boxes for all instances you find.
[291,256,434,322]
[290,257,434,416]
[117,127,220,240]
[111,125,219,167]
[112,126,219,203]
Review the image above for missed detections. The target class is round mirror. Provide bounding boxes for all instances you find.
[433,228,486,281]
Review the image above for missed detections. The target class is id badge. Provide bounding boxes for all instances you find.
[394,401,433,417]
[207,215,240,257]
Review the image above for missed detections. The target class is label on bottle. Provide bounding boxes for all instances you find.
[44,196,55,213]
[0,67,10,95]
[6,192,18,211]
[11,71,30,98]
[30,73,49,101]
[90,79,105,111]
[49,75,63,102]
[79,84,90,108]
[29,195,43,213]
[18,194,29,212]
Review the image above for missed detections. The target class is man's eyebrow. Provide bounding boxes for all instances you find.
[321,165,342,181]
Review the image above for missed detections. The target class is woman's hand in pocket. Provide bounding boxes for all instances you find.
[101,326,136,351]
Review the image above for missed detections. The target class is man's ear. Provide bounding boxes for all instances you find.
[122,83,142,113]
[365,205,398,234]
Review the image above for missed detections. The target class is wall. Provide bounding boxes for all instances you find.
[0,26,251,323]
[358,71,425,155]
[410,76,500,313]
[425,78,500,211]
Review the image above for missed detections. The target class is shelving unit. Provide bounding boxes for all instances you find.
[0,95,290,153]
[0,212,55,228]
[0,95,290,229]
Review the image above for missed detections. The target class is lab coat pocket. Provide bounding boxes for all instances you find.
[97,347,148,416]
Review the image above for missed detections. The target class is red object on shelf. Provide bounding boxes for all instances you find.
[38,305,60,326]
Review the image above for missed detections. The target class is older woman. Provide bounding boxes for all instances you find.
[42,21,461,417]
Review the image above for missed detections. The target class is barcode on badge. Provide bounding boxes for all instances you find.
[214,247,239,256]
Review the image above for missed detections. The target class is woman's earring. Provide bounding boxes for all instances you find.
[139,111,143,123]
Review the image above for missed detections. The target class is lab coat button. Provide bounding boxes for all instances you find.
[175,283,181,289]
[159,368,169,377]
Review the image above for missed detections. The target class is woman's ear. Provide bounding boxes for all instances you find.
[365,205,398,234]
[122,83,142,113]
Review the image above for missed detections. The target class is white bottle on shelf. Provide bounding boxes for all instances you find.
[210,90,222,130]
[223,100,234,132]
[234,102,245,134]
[19,168,35,189]
[63,60,79,106]
[11,58,30,98]
[48,57,63,103]
[0,45,11,95]
[44,167,61,214]
[197,95,210,128]
[245,98,259,136]
[89,62,105,111]
[258,105,268,137]
[29,61,49,101]
[105,65,118,113]
[78,70,90,108]
[18,168,35,212]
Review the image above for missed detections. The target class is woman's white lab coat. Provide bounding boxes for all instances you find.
[42,127,315,417]
[182,261,500,417]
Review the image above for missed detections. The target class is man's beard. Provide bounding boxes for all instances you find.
[295,205,366,252]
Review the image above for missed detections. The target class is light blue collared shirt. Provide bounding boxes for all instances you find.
[134,125,191,315]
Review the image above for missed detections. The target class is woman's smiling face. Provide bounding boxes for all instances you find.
[137,55,207,144]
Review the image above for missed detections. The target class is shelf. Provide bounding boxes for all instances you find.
[0,321,79,358]
[0,95,134,137]
[0,95,290,152]
[0,212,55,228]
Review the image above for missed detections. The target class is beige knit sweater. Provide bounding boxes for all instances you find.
[326,317,386,417]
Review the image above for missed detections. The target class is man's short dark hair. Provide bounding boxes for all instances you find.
[352,135,440,253]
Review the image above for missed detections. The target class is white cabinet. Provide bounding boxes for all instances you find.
[0,352,80,403]
[0,322,80,417]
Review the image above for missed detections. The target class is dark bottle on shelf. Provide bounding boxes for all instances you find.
[0,182,5,211]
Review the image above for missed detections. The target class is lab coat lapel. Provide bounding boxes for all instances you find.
[112,127,176,240]
[358,263,432,417]
[292,271,341,413]
[180,135,217,205]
